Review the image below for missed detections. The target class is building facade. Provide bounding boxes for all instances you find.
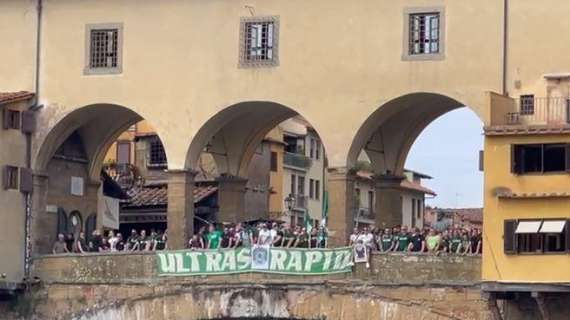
[1,0,570,316]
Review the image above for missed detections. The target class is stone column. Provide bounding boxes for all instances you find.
[374,174,405,228]
[327,167,356,246]
[30,173,50,255]
[167,170,196,249]
[216,175,248,223]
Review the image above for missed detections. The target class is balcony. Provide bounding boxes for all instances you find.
[284,152,312,169]
[504,97,570,126]
[293,194,308,210]
[354,207,375,220]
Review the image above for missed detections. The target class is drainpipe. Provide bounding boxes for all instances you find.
[502,0,509,96]
[23,0,43,281]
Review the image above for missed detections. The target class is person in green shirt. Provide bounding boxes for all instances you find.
[206,224,223,249]
[396,226,411,252]
[449,230,463,254]
[379,228,395,252]
[425,229,442,254]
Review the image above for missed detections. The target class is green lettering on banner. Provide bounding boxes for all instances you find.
[156,247,353,276]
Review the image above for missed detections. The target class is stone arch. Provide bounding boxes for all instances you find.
[186,100,327,177]
[34,103,167,182]
[347,92,482,175]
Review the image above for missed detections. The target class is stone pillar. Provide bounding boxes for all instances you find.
[327,167,355,246]
[216,175,248,223]
[167,170,196,249]
[30,173,50,255]
[374,174,405,228]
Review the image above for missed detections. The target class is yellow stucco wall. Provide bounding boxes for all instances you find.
[0,100,30,284]
[483,134,570,283]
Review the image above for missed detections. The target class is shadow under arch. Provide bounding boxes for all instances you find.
[347,92,483,175]
[186,101,327,177]
[35,103,166,182]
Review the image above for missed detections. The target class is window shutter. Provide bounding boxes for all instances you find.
[479,150,484,172]
[504,219,517,254]
[2,108,10,130]
[511,145,522,174]
[2,166,10,189]
[566,220,570,253]
[21,110,36,134]
[566,144,570,172]
[19,168,33,193]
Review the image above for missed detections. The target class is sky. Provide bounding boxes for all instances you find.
[404,107,483,209]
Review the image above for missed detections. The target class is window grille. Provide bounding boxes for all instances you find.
[3,166,18,190]
[90,29,119,69]
[520,95,535,115]
[149,138,167,166]
[240,17,279,67]
[409,13,440,55]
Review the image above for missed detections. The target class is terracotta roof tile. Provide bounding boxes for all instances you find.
[356,170,436,196]
[0,91,34,105]
[123,185,217,208]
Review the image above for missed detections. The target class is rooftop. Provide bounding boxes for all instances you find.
[0,91,34,106]
[123,184,217,208]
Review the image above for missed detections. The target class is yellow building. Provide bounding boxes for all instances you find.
[1,0,570,315]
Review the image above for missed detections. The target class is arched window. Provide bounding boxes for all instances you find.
[56,208,68,236]
[85,213,97,239]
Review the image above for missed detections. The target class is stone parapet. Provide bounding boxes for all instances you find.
[31,252,481,286]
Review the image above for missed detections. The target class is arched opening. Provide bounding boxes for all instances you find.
[186,101,329,235]
[32,104,168,254]
[346,93,484,246]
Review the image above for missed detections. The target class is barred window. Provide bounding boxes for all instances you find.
[149,138,167,167]
[240,17,279,67]
[85,23,122,74]
[90,29,118,68]
[409,13,440,55]
[520,95,535,115]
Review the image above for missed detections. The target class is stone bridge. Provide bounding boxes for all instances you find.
[6,253,493,320]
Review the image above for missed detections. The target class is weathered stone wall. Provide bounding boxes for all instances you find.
[31,252,482,286]
[5,253,493,319]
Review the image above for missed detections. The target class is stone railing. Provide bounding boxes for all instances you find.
[32,252,481,286]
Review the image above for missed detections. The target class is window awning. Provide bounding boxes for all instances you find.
[515,221,542,234]
[539,220,566,233]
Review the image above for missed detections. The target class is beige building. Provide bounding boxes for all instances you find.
[1,1,570,316]
[354,169,435,229]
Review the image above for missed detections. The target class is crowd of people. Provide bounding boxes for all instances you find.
[51,221,482,256]
[187,222,329,249]
[52,229,168,254]
[349,225,483,255]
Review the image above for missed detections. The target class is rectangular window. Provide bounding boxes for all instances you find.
[368,191,374,211]
[520,95,535,115]
[2,166,18,190]
[290,174,296,195]
[297,176,305,195]
[309,179,314,199]
[409,13,440,55]
[2,109,20,130]
[149,138,167,167]
[116,141,131,165]
[315,180,320,200]
[270,152,278,172]
[355,188,361,207]
[512,143,570,174]
[310,139,315,159]
[315,140,320,160]
[240,16,279,67]
[505,219,569,254]
[85,23,123,74]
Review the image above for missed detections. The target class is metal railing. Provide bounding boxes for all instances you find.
[284,152,312,169]
[507,97,570,126]
[293,194,308,210]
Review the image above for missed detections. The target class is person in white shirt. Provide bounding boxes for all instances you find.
[108,230,119,251]
[257,223,272,246]
[361,227,375,250]
[349,227,359,246]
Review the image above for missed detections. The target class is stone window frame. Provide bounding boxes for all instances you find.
[84,23,124,75]
[402,7,446,61]
[239,16,280,68]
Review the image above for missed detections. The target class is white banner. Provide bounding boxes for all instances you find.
[98,186,120,230]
